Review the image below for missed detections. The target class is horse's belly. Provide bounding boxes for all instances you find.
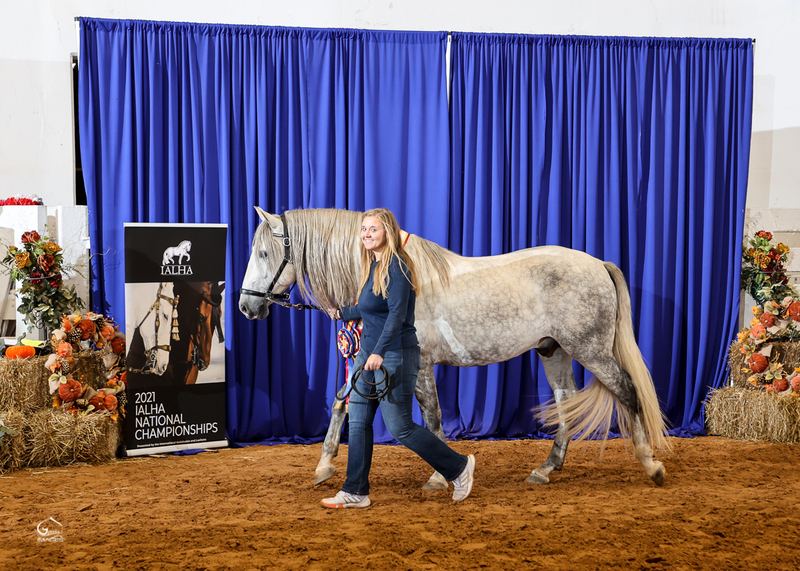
[416,251,616,367]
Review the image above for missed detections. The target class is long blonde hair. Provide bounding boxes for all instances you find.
[357,208,420,298]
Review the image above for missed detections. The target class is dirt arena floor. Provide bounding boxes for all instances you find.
[1,435,799,570]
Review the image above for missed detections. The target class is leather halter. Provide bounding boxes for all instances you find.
[240,214,319,311]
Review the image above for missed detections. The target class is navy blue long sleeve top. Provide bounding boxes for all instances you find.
[340,256,418,357]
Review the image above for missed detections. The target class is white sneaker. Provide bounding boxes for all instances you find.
[321,490,371,509]
[452,454,476,502]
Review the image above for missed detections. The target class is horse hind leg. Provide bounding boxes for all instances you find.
[528,343,578,485]
[578,353,666,487]
[415,358,448,491]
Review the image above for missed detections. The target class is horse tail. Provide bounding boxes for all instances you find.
[603,262,671,452]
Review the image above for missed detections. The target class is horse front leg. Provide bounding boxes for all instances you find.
[314,398,347,485]
[415,358,449,491]
[528,346,577,485]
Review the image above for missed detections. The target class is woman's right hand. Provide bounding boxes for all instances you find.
[326,307,340,321]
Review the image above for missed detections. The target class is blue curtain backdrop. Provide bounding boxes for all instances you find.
[78,18,450,443]
[79,19,754,444]
[446,34,753,437]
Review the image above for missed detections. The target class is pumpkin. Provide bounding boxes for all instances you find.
[791,376,800,392]
[100,325,116,341]
[58,378,83,402]
[111,337,126,355]
[748,353,768,373]
[789,302,800,322]
[78,319,97,340]
[773,378,789,392]
[5,345,35,359]
[103,394,119,412]
[89,391,108,411]
[56,342,73,359]
[765,384,775,394]
[760,313,776,328]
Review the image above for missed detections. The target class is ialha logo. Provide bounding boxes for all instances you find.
[36,517,64,542]
[161,240,193,276]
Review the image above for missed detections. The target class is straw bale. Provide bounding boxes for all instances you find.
[706,387,800,443]
[25,410,121,469]
[0,410,30,473]
[0,352,112,413]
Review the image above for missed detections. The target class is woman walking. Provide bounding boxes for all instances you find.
[322,208,475,508]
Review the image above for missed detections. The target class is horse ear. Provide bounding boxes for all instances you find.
[254,207,283,236]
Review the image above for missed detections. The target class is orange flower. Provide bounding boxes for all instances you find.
[14,251,30,269]
[45,241,61,253]
[751,306,763,317]
[61,315,72,332]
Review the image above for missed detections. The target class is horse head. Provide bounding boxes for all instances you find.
[239,207,298,320]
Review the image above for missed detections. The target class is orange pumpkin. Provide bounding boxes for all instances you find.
[111,337,126,355]
[58,378,83,402]
[791,376,800,392]
[748,353,768,373]
[89,391,107,411]
[6,345,35,359]
[104,394,119,412]
[57,342,73,359]
[773,378,789,392]
[79,319,97,340]
[100,325,116,341]
[789,302,800,322]
[760,313,776,328]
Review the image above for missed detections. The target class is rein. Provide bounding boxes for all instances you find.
[240,214,321,311]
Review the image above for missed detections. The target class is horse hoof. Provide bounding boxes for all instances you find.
[421,472,448,491]
[650,463,666,487]
[314,466,336,485]
[526,470,550,485]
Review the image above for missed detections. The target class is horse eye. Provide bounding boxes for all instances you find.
[260,250,269,259]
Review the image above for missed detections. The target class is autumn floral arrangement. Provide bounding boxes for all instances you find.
[736,230,800,395]
[43,312,128,419]
[0,230,84,335]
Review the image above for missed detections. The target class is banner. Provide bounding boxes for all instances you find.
[123,223,228,455]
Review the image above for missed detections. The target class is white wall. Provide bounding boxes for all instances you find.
[2,0,799,228]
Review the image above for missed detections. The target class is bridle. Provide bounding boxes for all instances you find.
[240,214,320,311]
[130,282,178,375]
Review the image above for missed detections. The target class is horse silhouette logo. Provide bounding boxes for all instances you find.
[162,240,192,265]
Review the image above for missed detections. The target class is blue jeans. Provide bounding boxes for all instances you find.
[342,346,467,496]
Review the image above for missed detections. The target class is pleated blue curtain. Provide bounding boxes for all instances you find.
[446,34,753,437]
[79,18,449,443]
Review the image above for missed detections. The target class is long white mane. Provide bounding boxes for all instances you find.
[255,209,455,310]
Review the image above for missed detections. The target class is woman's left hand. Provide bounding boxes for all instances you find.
[364,354,383,371]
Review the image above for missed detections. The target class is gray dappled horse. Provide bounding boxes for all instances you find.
[239,208,670,490]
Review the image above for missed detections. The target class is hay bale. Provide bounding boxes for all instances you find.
[0,410,30,473]
[0,352,112,413]
[706,387,800,443]
[727,340,800,388]
[25,410,121,468]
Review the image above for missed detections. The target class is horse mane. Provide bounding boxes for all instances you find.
[280,209,454,311]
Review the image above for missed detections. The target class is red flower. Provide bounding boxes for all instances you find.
[37,253,55,272]
[756,230,773,241]
[30,270,44,286]
[21,230,41,244]
[49,273,62,288]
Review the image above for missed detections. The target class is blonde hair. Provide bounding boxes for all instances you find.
[357,208,420,298]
